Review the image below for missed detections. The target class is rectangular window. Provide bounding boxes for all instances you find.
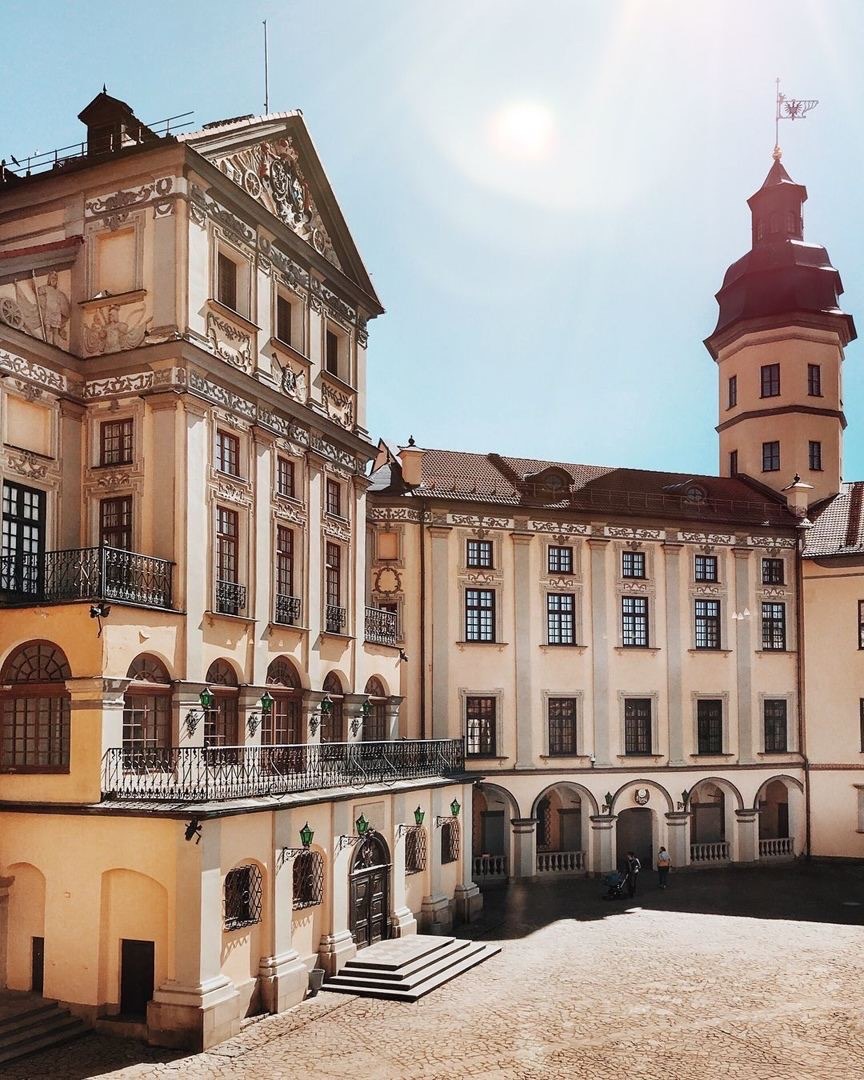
[405,826,427,875]
[1,695,70,772]
[217,252,238,311]
[325,542,341,609]
[728,375,737,408]
[325,478,342,517]
[622,596,648,647]
[624,698,652,755]
[809,440,823,471]
[764,699,788,752]
[548,698,578,755]
[762,440,780,472]
[466,539,494,568]
[276,294,292,344]
[466,696,496,756]
[216,507,239,585]
[100,496,132,551]
[325,329,339,375]
[808,363,822,397]
[762,602,787,650]
[697,699,723,754]
[694,554,718,582]
[216,430,240,476]
[760,363,780,398]
[762,558,785,585]
[276,457,295,499]
[99,418,133,466]
[548,545,573,574]
[276,525,294,599]
[546,593,575,645]
[729,449,738,477]
[694,599,720,649]
[622,551,646,578]
[465,588,495,642]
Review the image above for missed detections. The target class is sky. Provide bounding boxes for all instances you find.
[4,1,864,479]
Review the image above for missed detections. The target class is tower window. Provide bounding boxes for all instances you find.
[760,364,780,398]
[808,364,822,397]
[809,441,823,472]
[729,450,738,477]
[728,375,737,409]
[762,441,780,472]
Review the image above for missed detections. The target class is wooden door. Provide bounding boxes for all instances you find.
[349,836,390,950]
[120,939,154,1018]
[31,937,44,994]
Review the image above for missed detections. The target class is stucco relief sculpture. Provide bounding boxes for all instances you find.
[206,312,253,372]
[321,382,354,430]
[0,271,71,346]
[83,304,148,355]
[280,361,307,402]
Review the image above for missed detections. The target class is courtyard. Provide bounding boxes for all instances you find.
[4,862,864,1080]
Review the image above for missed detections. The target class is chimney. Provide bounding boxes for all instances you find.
[782,474,813,518]
[399,437,424,487]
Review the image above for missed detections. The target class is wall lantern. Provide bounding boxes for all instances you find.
[320,696,333,716]
[185,687,215,736]
[361,698,372,719]
[260,691,274,715]
[199,686,215,710]
[603,791,614,813]
[299,822,314,849]
[450,798,461,818]
[248,691,276,736]
[414,806,425,826]
[356,813,370,836]
[678,788,690,811]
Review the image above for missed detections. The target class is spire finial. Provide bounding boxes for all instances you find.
[102,83,107,94]
[772,144,782,162]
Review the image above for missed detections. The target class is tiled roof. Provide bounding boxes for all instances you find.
[804,482,864,557]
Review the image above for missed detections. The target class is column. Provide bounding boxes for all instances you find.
[663,542,686,764]
[733,546,755,762]
[454,781,482,922]
[183,400,210,660]
[590,814,617,873]
[385,699,401,740]
[588,538,612,764]
[510,818,537,881]
[66,677,125,803]
[735,808,760,863]
[390,793,418,937]
[664,811,690,867]
[429,526,452,740]
[318,800,357,975]
[343,695,365,742]
[511,531,535,768]
[258,810,310,1015]
[421,787,454,933]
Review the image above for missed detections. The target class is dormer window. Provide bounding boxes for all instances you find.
[523,467,571,500]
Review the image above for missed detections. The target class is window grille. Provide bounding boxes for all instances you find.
[326,479,342,517]
[224,864,263,930]
[293,851,324,909]
[405,826,427,874]
[536,797,551,848]
[441,819,459,864]
[100,496,133,551]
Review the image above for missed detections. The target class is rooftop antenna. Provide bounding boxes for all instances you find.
[263,19,270,115]
[774,77,818,160]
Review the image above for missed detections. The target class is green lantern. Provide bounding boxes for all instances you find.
[604,791,614,809]
[260,690,274,716]
[414,806,425,826]
[361,698,372,718]
[299,822,314,849]
[320,696,333,715]
[199,686,215,710]
[356,813,370,836]
[450,798,461,818]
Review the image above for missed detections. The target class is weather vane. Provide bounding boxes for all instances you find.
[774,78,818,160]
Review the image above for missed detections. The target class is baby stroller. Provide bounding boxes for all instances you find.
[603,871,627,900]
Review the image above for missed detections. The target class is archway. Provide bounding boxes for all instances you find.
[6,863,45,993]
[473,783,519,881]
[349,833,390,949]
[531,783,594,874]
[98,868,169,1018]
[616,808,654,871]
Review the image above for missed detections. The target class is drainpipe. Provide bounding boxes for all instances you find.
[795,518,812,859]
[419,497,428,740]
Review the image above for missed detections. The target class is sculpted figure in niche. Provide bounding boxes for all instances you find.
[84,304,148,355]
[0,271,71,345]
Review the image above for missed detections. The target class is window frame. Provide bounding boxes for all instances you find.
[276,292,293,347]
[761,602,787,651]
[762,440,780,472]
[621,551,646,579]
[696,698,724,755]
[465,588,496,643]
[809,440,823,472]
[547,545,574,574]
[99,418,133,467]
[547,697,579,756]
[325,478,343,518]
[807,363,822,397]
[546,592,576,646]
[694,554,718,582]
[276,457,296,499]
[223,864,263,930]
[694,598,721,650]
[99,495,133,551]
[762,558,785,586]
[466,538,494,569]
[763,699,788,753]
[728,374,737,408]
[760,363,780,398]
[465,695,497,757]
[217,250,239,312]
[623,698,652,756]
[621,595,649,647]
[215,429,241,477]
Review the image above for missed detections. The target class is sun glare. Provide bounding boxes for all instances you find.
[489,101,558,162]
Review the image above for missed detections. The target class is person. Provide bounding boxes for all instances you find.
[625,851,641,897]
[657,846,671,889]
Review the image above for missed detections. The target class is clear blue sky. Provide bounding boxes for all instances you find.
[5,1,864,479]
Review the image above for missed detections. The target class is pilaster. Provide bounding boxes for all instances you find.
[663,541,685,764]
[733,546,755,762]
[664,811,690,867]
[429,526,452,740]
[510,817,537,881]
[588,537,611,764]
[511,531,535,767]
[590,814,617,873]
[735,808,760,863]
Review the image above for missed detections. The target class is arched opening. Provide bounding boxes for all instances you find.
[757,778,798,858]
[6,862,46,993]
[616,808,654,872]
[689,782,729,863]
[123,655,172,760]
[264,658,302,745]
[321,672,344,743]
[363,677,387,742]
[349,833,390,950]
[533,785,590,875]
[204,659,239,747]
[473,783,519,881]
[0,641,71,774]
[98,868,169,1019]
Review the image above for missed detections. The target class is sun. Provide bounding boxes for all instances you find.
[488,101,558,163]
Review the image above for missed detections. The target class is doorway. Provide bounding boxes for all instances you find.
[1,481,45,600]
[31,937,44,994]
[616,808,653,870]
[119,939,154,1018]
[349,834,390,950]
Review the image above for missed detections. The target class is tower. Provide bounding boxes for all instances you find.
[705,154,856,508]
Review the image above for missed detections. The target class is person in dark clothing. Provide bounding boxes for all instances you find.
[625,851,641,897]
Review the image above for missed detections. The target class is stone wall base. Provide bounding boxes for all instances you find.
[258,950,309,1015]
[389,905,418,938]
[419,893,453,934]
[317,929,356,977]
[454,882,483,923]
[147,976,240,1051]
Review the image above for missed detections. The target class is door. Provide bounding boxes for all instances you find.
[31,937,44,994]
[481,810,505,856]
[558,808,582,852]
[349,836,390,950]
[1,481,45,600]
[616,808,653,870]
[120,939,154,1018]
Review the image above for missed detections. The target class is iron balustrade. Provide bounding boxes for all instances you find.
[274,593,302,626]
[326,604,346,634]
[216,580,247,616]
[365,605,397,646]
[102,738,465,802]
[0,546,173,608]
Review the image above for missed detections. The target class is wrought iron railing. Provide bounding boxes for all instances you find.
[365,605,397,646]
[0,547,173,609]
[216,580,246,616]
[325,604,346,634]
[102,738,465,802]
[274,593,301,626]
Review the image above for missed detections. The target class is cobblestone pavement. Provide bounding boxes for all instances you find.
[7,863,864,1080]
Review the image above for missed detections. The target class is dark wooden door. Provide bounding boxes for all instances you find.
[349,836,390,950]
[120,939,154,1018]
[31,937,44,994]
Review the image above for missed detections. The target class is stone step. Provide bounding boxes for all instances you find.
[339,938,475,982]
[326,941,501,1001]
[0,1006,91,1065]
[0,1000,59,1034]
[344,935,456,972]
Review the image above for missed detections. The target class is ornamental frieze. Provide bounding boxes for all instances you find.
[450,514,513,529]
[0,348,70,394]
[189,185,256,248]
[188,371,257,420]
[84,368,186,399]
[367,506,423,523]
[3,449,53,481]
[274,504,307,526]
[677,531,736,546]
[748,536,796,549]
[605,526,664,540]
[529,521,592,536]
[211,475,253,507]
[691,584,725,597]
[86,177,174,230]
[323,520,351,543]
[759,586,790,600]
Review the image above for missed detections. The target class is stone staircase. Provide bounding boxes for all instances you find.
[325,935,501,1001]
[0,992,91,1065]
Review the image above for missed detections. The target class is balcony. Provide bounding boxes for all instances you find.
[101,738,465,802]
[274,593,302,626]
[216,580,246,617]
[325,604,346,634]
[365,605,397,647]
[0,547,173,609]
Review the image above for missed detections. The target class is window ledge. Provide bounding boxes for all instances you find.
[456,641,508,646]
[614,646,661,653]
[207,298,259,332]
[467,755,508,763]
[321,369,358,395]
[204,610,256,625]
[324,512,351,526]
[691,753,736,759]
[269,336,311,366]
[539,754,592,762]
[687,648,733,655]
[755,649,795,656]
[539,643,587,651]
[756,751,799,757]
[275,492,305,508]
[267,622,309,634]
[616,754,664,760]
[320,630,355,641]
[79,288,146,310]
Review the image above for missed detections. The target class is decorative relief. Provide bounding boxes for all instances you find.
[760,586,790,600]
[546,576,578,589]
[279,360,308,402]
[605,526,664,540]
[0,270,71,347]
[748,536,796,550]
[263,241,309,295]
[84,368,186,399]
[678,531,736,545]
[90,467,135,489]
[4,449,51,480]
[0,348,69,394]
[321,381,354,429]
[373,567,402,594]
[464,572,502,585]
[529,520,592,536]
[310,434,358,471]
[367,506,423,523]
[83,303,149,355]
[274,504,306,526]
[86,178,173,229]
[11,379,44,401]
[212,476,253,507]
[692,584,724,598]
[450,514,512,529]
[187,371,257,420]
[618,581,653,595]
[324,520,351,543]
[206,311,254,372]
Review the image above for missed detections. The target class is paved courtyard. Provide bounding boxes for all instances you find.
[7,862,864,1080]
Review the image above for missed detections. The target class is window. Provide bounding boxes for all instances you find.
[100,496,132,551]
[363,677,388,742]
[123,655,171,758]
[694,599,720,649]
[622,551,646,578]
[264,659,301,745]
[275,525,295,606]
[441,819,459,864]
[809,440,822,471]
[325,329,339,375]
[204,659,239,746]
[466,696,496,756]
[276,457,295,498]
[293,851,324,909]
[548,698,578,755]
[697,699,723,754]
[99,418,133,466]
[465,589,495,642]
[808,363,822,397]
[217,252,238,311]
[215,507,241,614]
[276,294,292,345]
[622,596,648,647]
[728,375,737,408]
[762,602,787,650]
[762,441,780,472]
[466,539,493,569]
[224,865,262,930]
[321,672,344,742]
[377,600,399,639]
[216,430,240,476]
[762,558,785,585]
[761,363,780,398]
[325,542,341,611]
[405,826,427,875]
[536,798,551,848]
[0,642,71,773]
[729,450,738,477]
[694,554,718,582]
[624,698,652,755]
[325,478,342,517]
[764,699,788,753]
[546,593,575,645]
[548,546,573,574]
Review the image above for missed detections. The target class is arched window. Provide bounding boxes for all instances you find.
[123,655,172,755]
[265,658,302,745]
[363,677,388,742]
[321,672,344,743]
[0,641,71,772]
[204,660,239,746]
[223,864,263,930]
